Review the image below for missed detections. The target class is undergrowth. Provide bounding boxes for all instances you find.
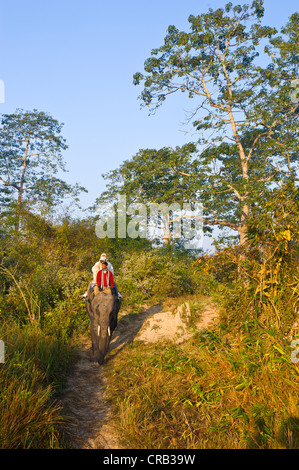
[0,321,75,448]
[105,309,299,449]
[1,211,298,449]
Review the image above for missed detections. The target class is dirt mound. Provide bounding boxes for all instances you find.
[135,301,218,344]
[136,302,192,344]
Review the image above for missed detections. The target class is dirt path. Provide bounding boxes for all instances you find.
[61,301,219,449]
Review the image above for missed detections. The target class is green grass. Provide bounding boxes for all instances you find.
[0,321,75,448]
[104,308,299,449]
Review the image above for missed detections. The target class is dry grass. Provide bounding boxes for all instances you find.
[105,313,299,449]
[0,321,73,448]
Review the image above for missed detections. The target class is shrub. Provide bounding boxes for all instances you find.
[117,251,188,305]
[105,322,299,449]
[0,321,73,448]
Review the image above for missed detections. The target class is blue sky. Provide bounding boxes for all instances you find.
[0,0,298,248]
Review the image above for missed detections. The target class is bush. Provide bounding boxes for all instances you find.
[116,250,217,307]
[106,321,299,449]
[0,321,74,448]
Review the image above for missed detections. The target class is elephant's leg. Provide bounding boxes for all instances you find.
[85,299,92,321]
[110,307,118,334]
[110,299,121,334]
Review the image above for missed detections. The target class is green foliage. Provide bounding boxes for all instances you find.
[0,217,99,448]
[238,183,299,333]
[118,251,186,303]
[0,197,297,449]
[117,249,217,307]
[0,2,298,450]
[0,321,73,448]
[100,145,197,206]
[96,145,200,247]
[193,182,299,335]
[106,317,299,449]
[0,109,86,233]
[133,1,299,243]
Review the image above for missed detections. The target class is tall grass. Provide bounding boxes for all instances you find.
[0,321,75,448]
[105,310,299,449]
[1,211,298,449]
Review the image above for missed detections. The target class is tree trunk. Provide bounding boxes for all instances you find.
[14,192,23,235]
[237,203,250,278]
[14,138,30,235]
[239,203,249,246]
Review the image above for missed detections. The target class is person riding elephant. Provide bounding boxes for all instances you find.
[96,260,115,293]
[82,253,121,299]
[92,253,114,282]
[85,258,121,364]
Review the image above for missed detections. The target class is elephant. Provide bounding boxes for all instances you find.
[85,289,121,365]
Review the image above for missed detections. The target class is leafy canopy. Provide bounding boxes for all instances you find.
[0,109,86,232]
[133,1,299,244]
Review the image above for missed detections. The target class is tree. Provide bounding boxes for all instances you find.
[0,109,86,233]
[98,144,203,247]
[133,1,299,246]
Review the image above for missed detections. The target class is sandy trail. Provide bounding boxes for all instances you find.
[61,301,218,449]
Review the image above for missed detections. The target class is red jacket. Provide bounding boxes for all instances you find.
[96,269,114,289]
